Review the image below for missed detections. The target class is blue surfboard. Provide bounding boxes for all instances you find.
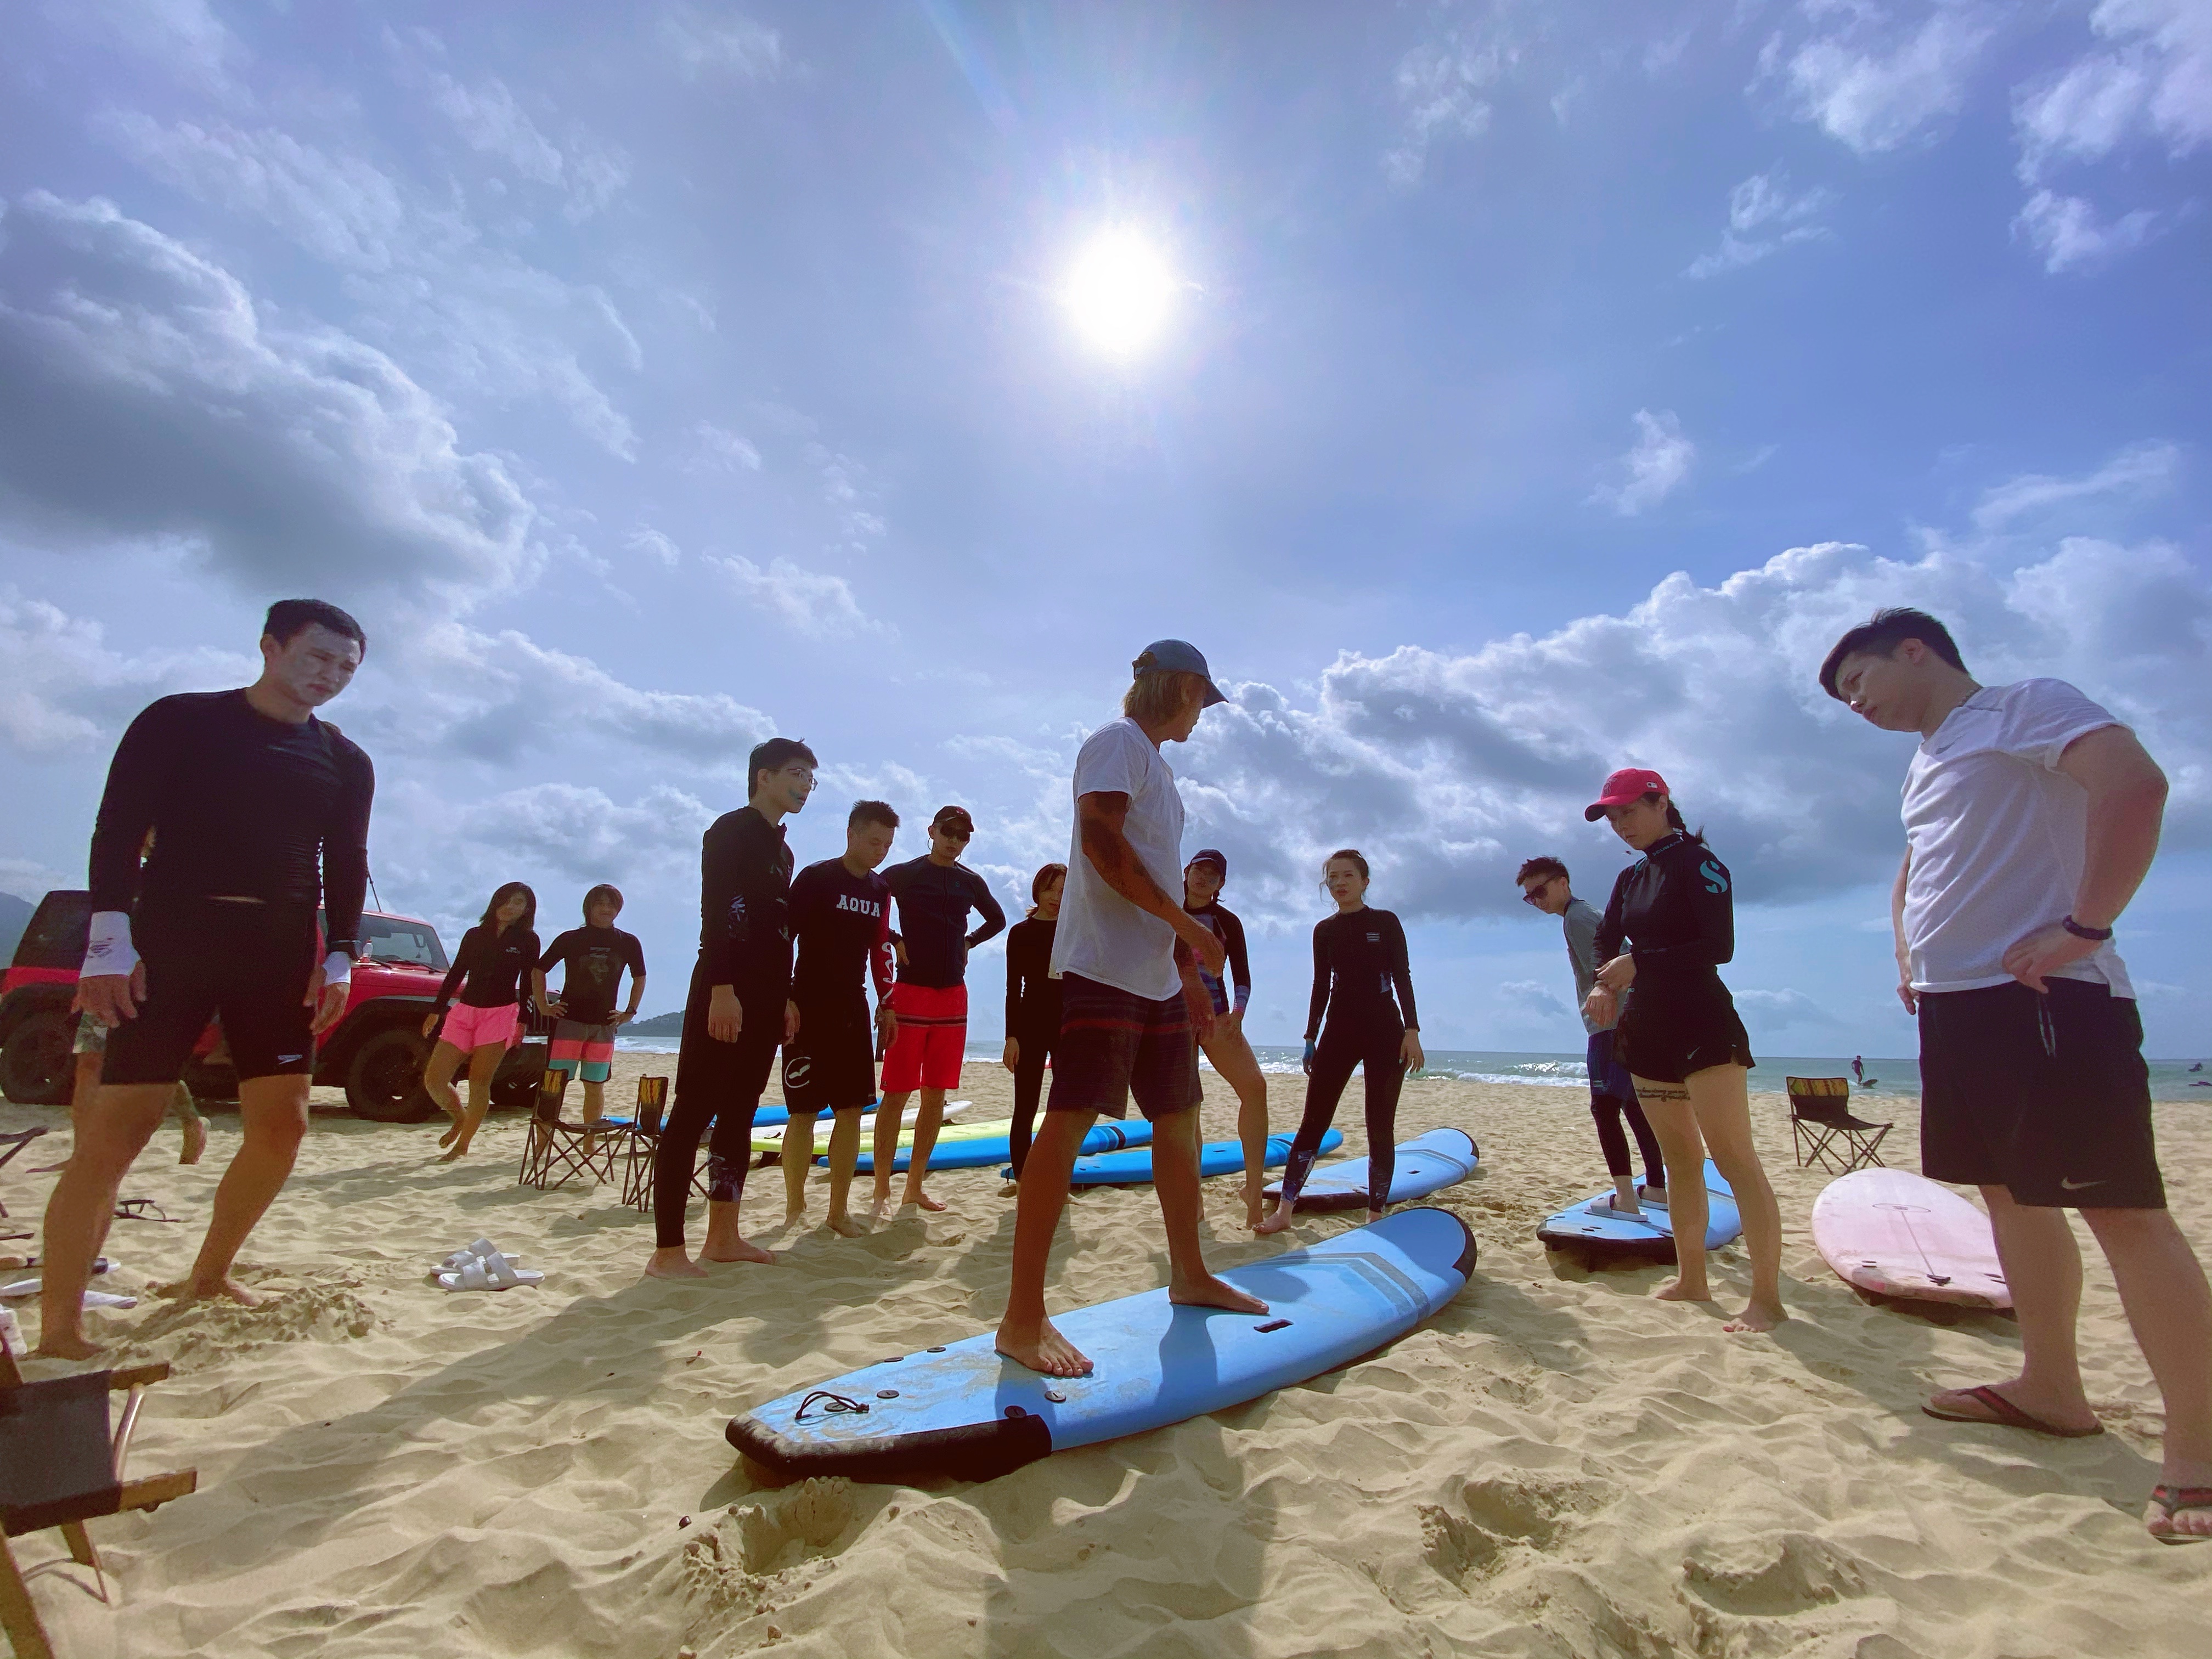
[1045,1128,1342,1187]
[727,1206,1476,1485]
[1262,1126,1479,1211]
[848,1119,1155,1175]
[1536,1159,1740,1257]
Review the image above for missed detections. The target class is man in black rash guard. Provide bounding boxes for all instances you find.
[645,737,814,1279]
[871,806,1006,1217]
[533,885,647,1132]
[777,799,899,1237]
[40,599,371,1361]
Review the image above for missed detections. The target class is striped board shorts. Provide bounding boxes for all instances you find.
[1046,972,1201,1122]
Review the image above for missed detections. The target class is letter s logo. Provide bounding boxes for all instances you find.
[1699,859,1729,895]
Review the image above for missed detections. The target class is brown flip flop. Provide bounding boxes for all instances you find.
[1923,1383,2103,1438]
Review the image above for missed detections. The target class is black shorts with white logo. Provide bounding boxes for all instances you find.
[781,994,877,1114]
[103,900,317,1086]
[1918,977,2162,1209]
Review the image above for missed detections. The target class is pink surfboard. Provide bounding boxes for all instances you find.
[1811,1169,2012,1311]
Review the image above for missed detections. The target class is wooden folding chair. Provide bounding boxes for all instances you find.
[0,1347,196,1659]
[0,1131,50,1220]
[1788,1076,1893,1173]
[515,1069,616,1192]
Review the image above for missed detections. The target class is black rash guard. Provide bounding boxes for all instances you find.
[881,856,1006,989]
[697,805,795,1002]
[1592,831,1735,979]
[1003,917,1060,1039]
[788,859,894,1007]
[537,926,645,1024]
[1185,899,1251,1017]
[89,689,374,953]
[1306,908,1418,1039]
[434,923,540,1013]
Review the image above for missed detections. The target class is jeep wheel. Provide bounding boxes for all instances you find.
[345,1028,437,1123]
[0,1007,75,1105]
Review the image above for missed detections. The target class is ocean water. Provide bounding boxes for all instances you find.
[613,1033,2211,1103]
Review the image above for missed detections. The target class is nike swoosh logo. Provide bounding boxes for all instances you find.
[2058,1177,2107,1190]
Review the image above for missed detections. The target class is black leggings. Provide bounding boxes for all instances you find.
[1007,1025,1055,1180]
[1592,1092,1665,1189]
[656,995,778,1249]
[1281,1014,1405,1210]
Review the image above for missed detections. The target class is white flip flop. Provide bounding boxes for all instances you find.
[2,1281,142,1308]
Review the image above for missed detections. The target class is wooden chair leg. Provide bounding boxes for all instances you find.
[0,1535,57,1659]
[55,1525,97,1573]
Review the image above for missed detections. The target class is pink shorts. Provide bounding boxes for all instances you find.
[881,982,966,1093]
[439,1001,521,1053]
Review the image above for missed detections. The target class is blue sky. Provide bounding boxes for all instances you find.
[2,1,2206,1057]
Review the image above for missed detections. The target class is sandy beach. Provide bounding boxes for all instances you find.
[3,1066,2207,1657]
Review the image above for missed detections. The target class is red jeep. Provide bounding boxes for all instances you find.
[0,890,546,1121]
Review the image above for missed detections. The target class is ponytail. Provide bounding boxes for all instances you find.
[1659,798,1708,845]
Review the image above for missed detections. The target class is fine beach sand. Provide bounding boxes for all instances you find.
[3,1064,2207,1657]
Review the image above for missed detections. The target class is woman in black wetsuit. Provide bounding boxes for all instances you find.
[1583,769,1784,1333]
[999,862,1066,1189]
[420,881,538,1162]
[1256,849,1424,1235]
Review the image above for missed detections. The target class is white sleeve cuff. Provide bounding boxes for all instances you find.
[82,911,139,979]
[321,950,353,985]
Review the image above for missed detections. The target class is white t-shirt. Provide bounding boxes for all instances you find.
[1900,678,2132,996]
[1051,717,1187,1002]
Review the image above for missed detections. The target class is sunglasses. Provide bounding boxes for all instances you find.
[1519,879,1558,904]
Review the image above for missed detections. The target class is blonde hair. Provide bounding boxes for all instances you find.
[1122,669,1208,726]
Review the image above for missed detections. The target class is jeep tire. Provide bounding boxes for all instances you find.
[345,1026,437,1123]
[0,1007,75,1106]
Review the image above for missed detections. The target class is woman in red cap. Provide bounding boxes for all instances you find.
[1583,769,1784,1333]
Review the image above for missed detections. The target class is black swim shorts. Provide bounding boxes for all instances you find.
[103,900,317,1086]
[1615,971,1753,1086]
[1918,977,2162,1209]
[781,994,877,1114]
[1046,972,1200,1121]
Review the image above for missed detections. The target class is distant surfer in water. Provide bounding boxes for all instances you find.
[1852,1054,1865,1085]
[1257,850,1423,1234]
[995,641,1267,1378]
[1182,849,1272,1227]
[1517,855,1665,1221]
[1583,769,1786,1334]
[1824,606,2208,1543]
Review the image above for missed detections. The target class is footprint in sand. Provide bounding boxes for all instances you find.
[1678,1531,1870,1619]
[1421,1471,1610,1587]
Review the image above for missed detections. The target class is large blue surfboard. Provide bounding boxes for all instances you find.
[1046,1128,1341,1187]
[1536,1159,1740,1257]
[727,1205,1476,1485]
[849,1119,1155,1175]
[1262,1126,1479,1212]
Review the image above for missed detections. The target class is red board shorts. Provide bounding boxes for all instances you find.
[882,981,966,1092]
[439,1001,521,1054]
[548,1019,617,1085]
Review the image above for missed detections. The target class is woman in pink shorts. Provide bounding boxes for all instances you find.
[421,882,539,1161]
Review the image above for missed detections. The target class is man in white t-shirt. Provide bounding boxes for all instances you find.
[1823,607,2208,1543]
[995,640,1268,1377]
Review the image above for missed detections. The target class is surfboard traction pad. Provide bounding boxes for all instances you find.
[726,1207,1478,1487]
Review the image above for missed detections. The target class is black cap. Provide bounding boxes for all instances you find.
[932,805,975,838]
[1187,848,1227,875]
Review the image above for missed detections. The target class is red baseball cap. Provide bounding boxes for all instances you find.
[1584,768,1669,821]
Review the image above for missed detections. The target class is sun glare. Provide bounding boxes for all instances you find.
[1063,229,1176,356]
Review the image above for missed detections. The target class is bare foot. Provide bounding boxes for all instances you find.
[1254,1204,1296,1237]
[644,1248,708,1280]
[997,1180,1020,1197]
[33,1332,105,1361]
[169,1275,262,1308]
[179,1118,208,1165]
[701,1237,777,1265]
[782,1206,808,1229]
[1653,1278,1711,1304]
[825,1212,865,1239]
[904,1188,947,1214]
[1170,1272,1268,1316]
[437,1142,473,1164]
[437,1121,460,1149]
[995,1316,1093,1376]
[1724,1297,1787,1334]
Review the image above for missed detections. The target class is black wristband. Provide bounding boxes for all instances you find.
[2061,915,2114,941]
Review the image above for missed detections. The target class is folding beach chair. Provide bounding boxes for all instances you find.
[618,1076,670,1212]
[1787,1076,1892,1173]
[0,1131,49,1220]
[0,1347,197,1659]
[516,1069,616,1192]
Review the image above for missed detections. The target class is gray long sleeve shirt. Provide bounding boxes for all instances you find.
[1562,896,1623,1035]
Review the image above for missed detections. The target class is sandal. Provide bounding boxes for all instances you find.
[113,1197,179,1223]
[440,1238,502,1271]
[2146,1485,2212,1545]
[436,1250,543,1293]
[1922,1384,2103,1438]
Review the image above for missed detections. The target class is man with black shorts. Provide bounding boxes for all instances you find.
[39,600,372,1359]
[1824,606,2209,1543]
[995,641,1267,1377]
[872,806,1005,1216]
[645,737,814,1278]
[533,884,647,1131]
[778,799,899,1237]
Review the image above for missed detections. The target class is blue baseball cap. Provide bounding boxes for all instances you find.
[1133,639,1227,707]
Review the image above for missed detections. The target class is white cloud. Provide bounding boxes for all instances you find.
[1385,32,1514,188]
[690,422,763,473]
[1686,168,1835,276]
[1971,439,2176,529]
[2013,189,2160,271]
[448,783,713,884]
[1769,2,1995,154]
[0,588,251,757]
[625,526,682,567]
[1498,979,1574,1023]
[1733,986,1838,1029]
[1591,410,1695,516]
[662,5,785,80]
[42,0,242,94]
[427,74,633,221]
[709,556,887,639]
[0,193,537,601]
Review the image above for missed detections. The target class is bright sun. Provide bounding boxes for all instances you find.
[1063,229,1176,356]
